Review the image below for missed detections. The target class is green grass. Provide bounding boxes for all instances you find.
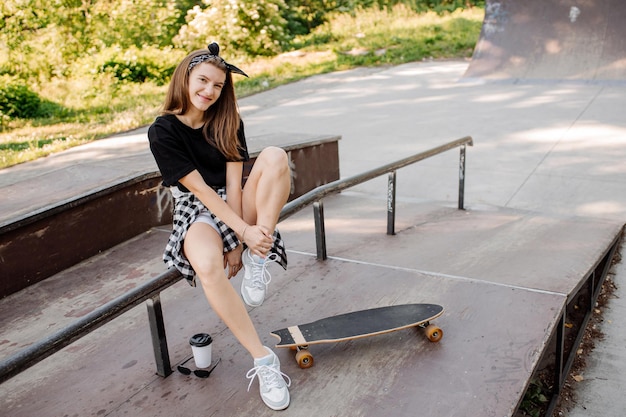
[0,6,483,169]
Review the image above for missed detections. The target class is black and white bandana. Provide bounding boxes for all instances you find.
[188,42,249,77]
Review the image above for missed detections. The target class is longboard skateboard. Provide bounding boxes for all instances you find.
[271,303,443,368]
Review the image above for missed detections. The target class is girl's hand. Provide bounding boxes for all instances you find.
[224,245,243,279]
[242,224,274,258]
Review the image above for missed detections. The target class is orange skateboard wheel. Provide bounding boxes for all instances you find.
[425,324,443,342]
[295,349,314,368]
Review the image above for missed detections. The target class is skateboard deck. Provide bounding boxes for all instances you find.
[271,303,443,368]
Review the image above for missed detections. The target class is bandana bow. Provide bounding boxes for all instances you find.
[188,42,249,77]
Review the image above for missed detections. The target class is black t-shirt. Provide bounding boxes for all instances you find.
[148,114,249,191]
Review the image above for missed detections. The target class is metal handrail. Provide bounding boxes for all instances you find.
[0,135,473,384]
[0,268,181,384]
[280,136,473,220]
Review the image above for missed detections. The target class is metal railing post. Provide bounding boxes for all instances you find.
[313,201,327,260]
[458,145,467,210]
[146,294,172,377]
[387,171,396,235]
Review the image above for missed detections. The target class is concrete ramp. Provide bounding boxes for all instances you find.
[464,0,626,82]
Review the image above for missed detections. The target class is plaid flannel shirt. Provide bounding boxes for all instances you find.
[164,187,287,286]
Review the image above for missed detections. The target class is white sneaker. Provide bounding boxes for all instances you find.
[246,347,291,410]
[241,248,278,307]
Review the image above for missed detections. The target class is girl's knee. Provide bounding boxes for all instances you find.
[193,258,224,287]
[259,147,289,171]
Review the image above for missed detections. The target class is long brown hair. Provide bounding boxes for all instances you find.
[162,49,242,161]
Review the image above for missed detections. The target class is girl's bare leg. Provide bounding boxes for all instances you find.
[228,149,292,409]
[184,222,267,358]
[242,146,291,233]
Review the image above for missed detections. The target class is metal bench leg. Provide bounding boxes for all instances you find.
[147,294,172,377]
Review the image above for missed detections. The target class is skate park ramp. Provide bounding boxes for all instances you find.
[463,0,626,83]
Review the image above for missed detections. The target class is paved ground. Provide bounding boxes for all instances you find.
[0,59,625,416]
[241,60,626,416]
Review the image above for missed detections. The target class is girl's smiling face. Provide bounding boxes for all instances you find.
[187,62,226,114]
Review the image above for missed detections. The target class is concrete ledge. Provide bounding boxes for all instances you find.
[0,132,340,298]
[0,173,167,297]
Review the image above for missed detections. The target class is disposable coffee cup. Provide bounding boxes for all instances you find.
[189,333,213,368]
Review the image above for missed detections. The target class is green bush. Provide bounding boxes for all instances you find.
[365,0,484,13]
[94,46,184,85]
[282,0,347,36]
[0,79,42,119]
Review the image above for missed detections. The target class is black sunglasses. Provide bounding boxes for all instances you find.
[177,356,221,378]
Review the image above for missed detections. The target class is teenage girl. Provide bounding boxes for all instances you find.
[148,42,291,411]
